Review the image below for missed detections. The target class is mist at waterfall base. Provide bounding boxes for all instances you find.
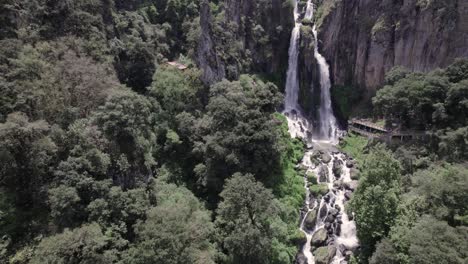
[283,1,359,264]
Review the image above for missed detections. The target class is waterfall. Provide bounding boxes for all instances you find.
[283,0,313,140]
[282,1,359,264]
[312,25,338,141]
[283,0,337,142]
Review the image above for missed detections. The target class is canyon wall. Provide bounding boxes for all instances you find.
[316,0,468,96]
[197,0,295,85]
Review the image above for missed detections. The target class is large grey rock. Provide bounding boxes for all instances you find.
[350,168,360,180]
[332,159,343,178]
[346,159,355,168]
[313,245,337,264]
[344,180,359,191]
[311,228,328,247]
[295,252,307,264]
[304,210,317,230]
[321,153,332,163]
[318,165,329,182]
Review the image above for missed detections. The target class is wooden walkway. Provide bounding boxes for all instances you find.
[167,61,188,70]
[348,119,429,141]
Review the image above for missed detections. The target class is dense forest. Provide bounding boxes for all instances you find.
[0,0,467,264]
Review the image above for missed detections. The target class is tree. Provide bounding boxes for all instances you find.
[411,164,468,224]
[0,112,56,210]
[407,217,468,264]
[123,179,216,264]
[92,90,161,187]
[30,223,122,264]
[187,76,283,193]
[215,173,281,264]
[350,145,401,261]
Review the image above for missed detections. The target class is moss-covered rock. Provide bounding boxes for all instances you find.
[307,171,318,184]
[311,228,328,247]
[304,209,317,230]
[309,183,329,198]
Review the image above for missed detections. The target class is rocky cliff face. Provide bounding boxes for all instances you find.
[196,0,295,85]
[316,0,468,96]
[298,24,322,125]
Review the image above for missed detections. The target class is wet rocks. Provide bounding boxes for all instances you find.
[313,245,336,264]
[321,152,332,163]
[304,210,317,230]
[310,183,328,198]
[332,159,343,178]
[311,228,328,247]
[318,165,329,182]
[295,252,307,264]
[350,168,360,180]
[306,171,317,184]
[344,181,358,191]
[346,159,355,168]
[344,190,353,201]
[319,203,328,219]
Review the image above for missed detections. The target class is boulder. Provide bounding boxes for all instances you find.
[346,159,355,168]
[344,181,358,191]
[313,245,337,264]
[329,208,339,217]
[310,183,329,198]
[307,171,318,184]
[318,165,329,182]
[333,180,343,189]
[319,203,328,219]
[321,153,332,163]
[291,229,307,246]
[304,210,317,230]
[295,252,307,264]
[344,191,353,200]
[350,168,360,180]
[310,151,321,166]
[311,228,328,247]
[332,159,343,178]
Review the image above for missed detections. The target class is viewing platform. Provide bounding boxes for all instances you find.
[166,61,188,70]
[348,119,429,142]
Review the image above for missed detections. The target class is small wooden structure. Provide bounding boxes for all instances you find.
[348,119,429,142]
[167,61,188,70]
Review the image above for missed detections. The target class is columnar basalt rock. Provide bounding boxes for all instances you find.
[317,0,468,96]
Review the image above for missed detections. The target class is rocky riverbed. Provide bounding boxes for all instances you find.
[295,143,360,264]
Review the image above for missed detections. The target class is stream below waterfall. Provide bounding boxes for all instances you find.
[282,0,359,263]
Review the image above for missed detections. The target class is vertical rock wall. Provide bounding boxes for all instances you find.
[316,0,468,96]
[196,0,295,85]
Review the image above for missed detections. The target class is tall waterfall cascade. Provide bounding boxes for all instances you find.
[283,0,338,142]
[283,1,359,263]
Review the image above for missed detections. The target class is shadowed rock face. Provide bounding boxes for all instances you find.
[196,0,295,85]
[316,0,468,96]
